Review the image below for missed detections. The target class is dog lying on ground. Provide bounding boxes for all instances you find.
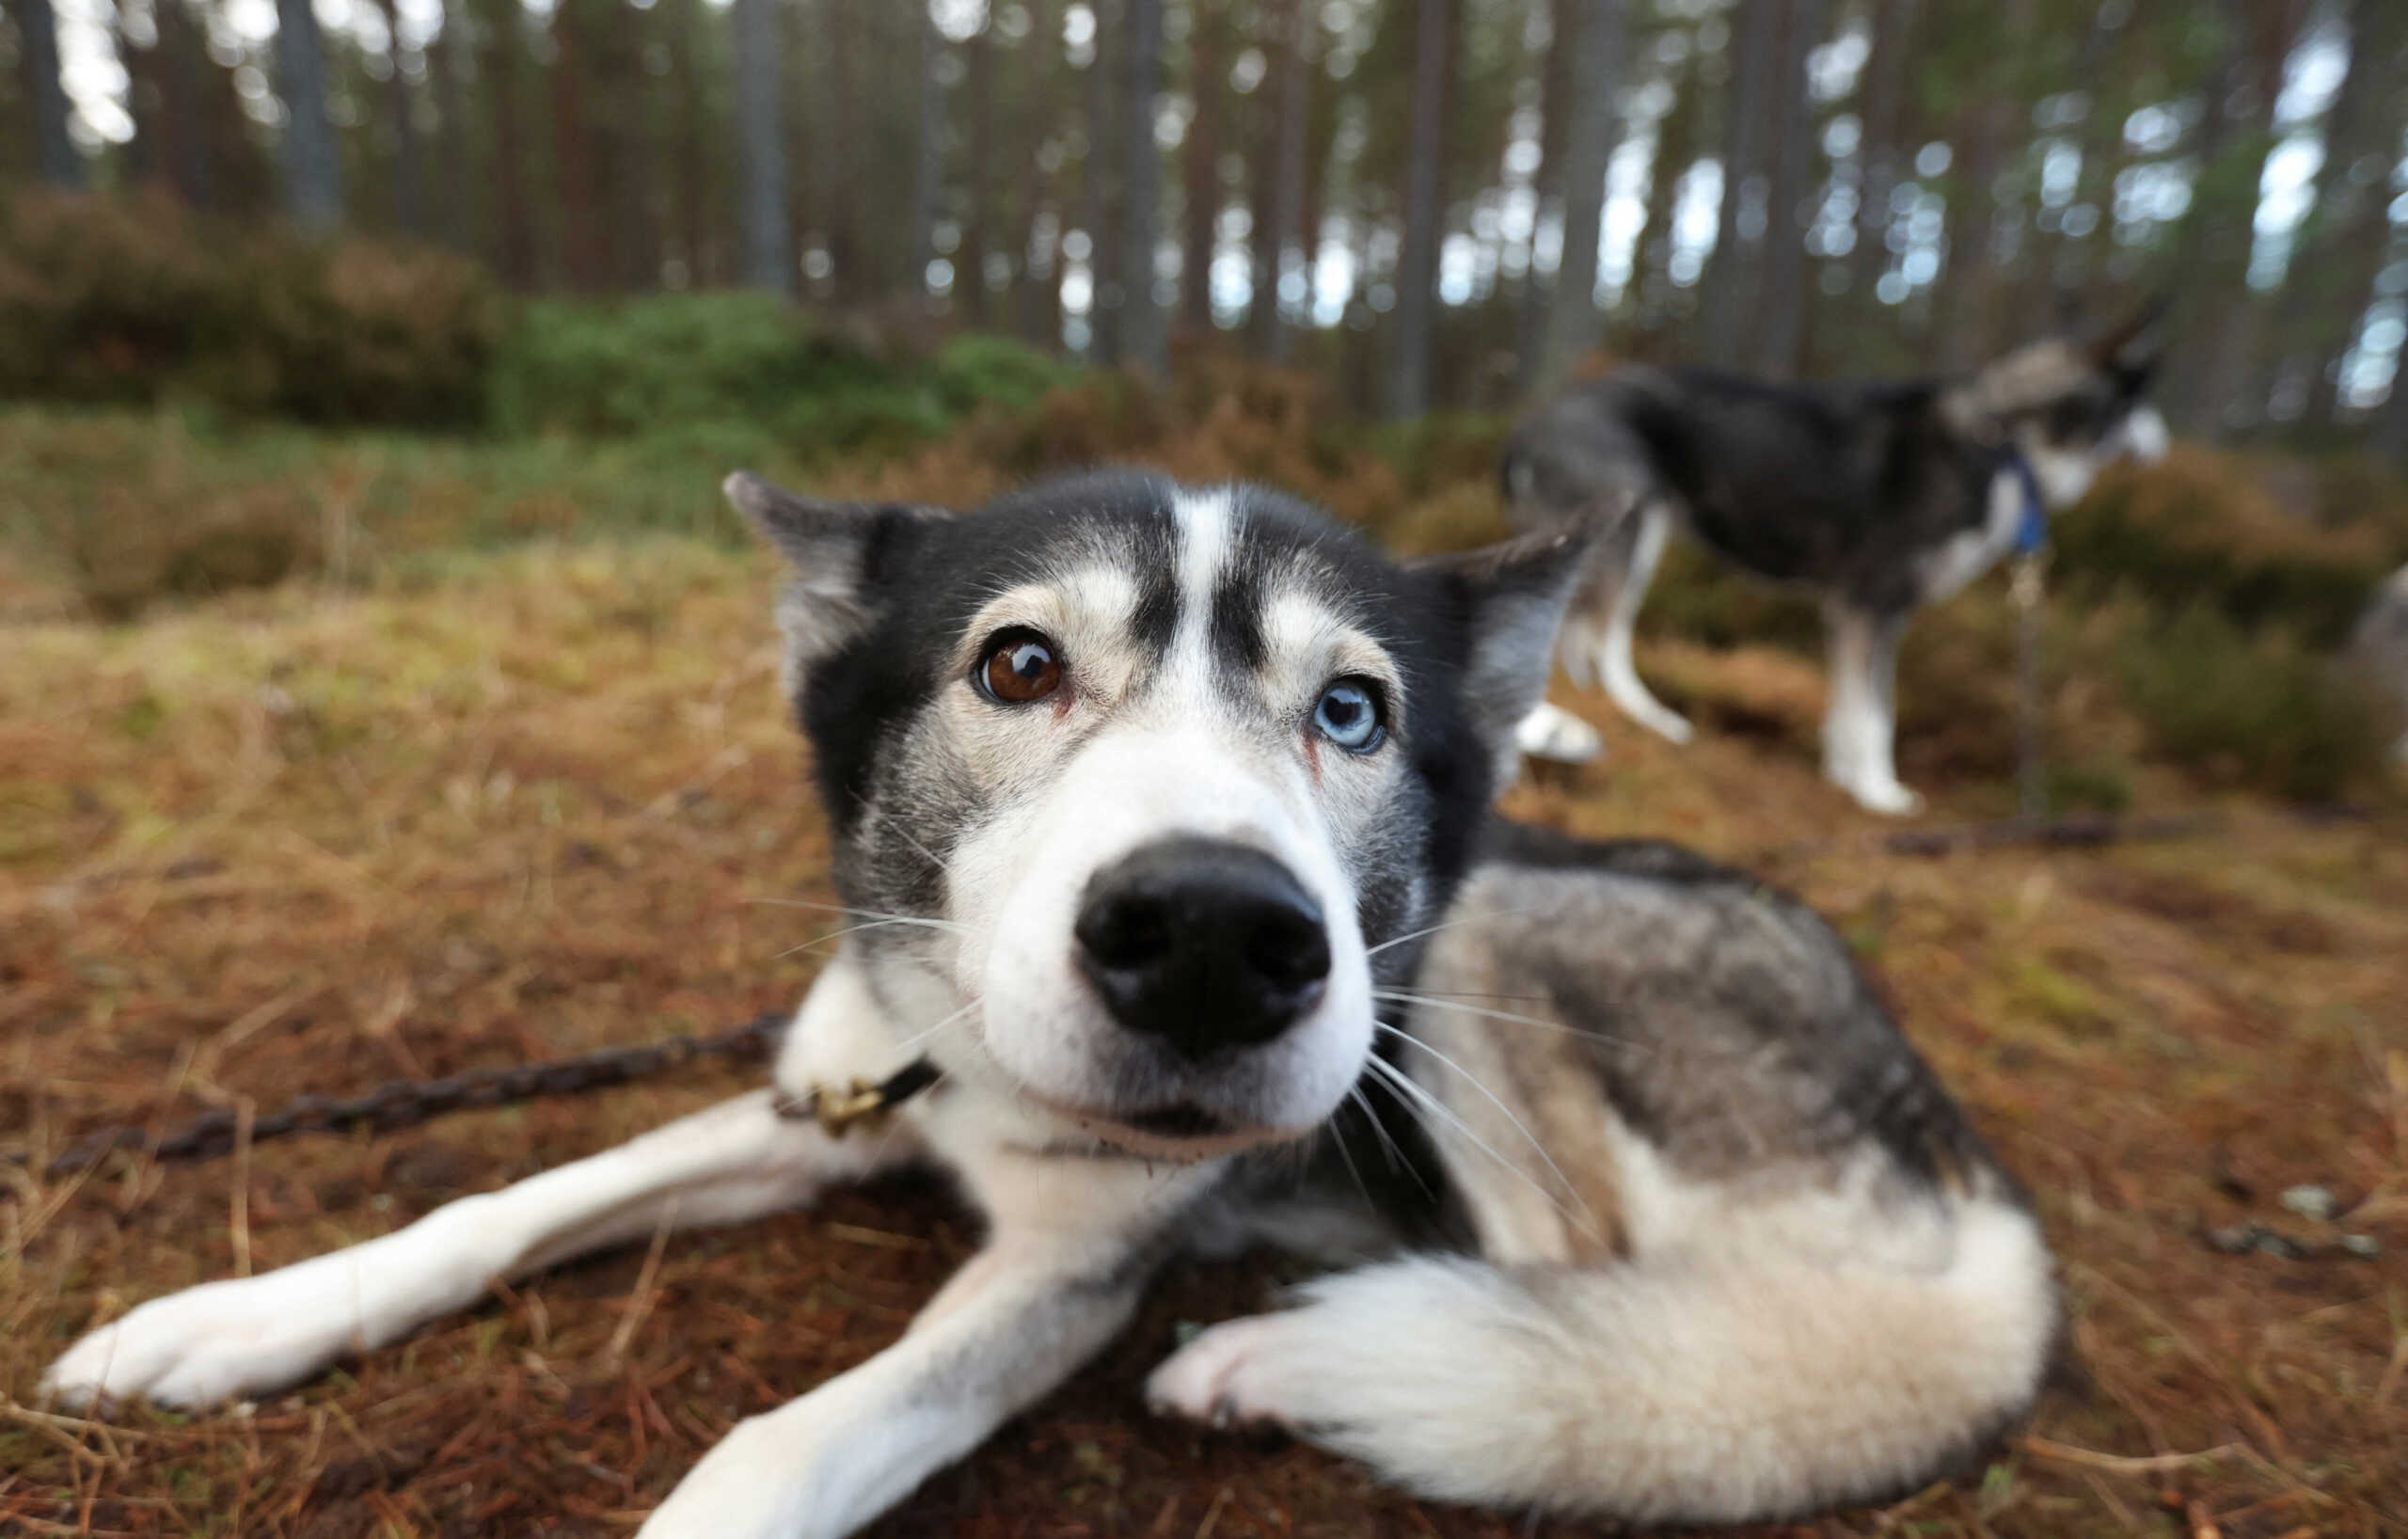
[47,471,2057,1535]
[1503,311,2171,813]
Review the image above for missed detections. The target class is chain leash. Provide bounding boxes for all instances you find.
[10,1009,789,1181]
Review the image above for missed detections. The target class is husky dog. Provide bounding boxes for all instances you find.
[1504,312,2171,814]
[45,472,2057,1535]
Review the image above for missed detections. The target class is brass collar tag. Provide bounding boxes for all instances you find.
[771,1057,940,1138]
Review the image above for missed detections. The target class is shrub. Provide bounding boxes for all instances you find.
[0,190,502,428]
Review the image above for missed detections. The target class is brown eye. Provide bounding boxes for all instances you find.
[978,630,1062,704]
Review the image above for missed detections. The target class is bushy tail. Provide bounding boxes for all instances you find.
[1176,1199,2056,1525]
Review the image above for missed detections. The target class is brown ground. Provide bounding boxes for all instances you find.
[4,540,2404,1538]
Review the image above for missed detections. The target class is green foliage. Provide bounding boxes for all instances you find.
[0,190,502,428]
[486,294,1074,460]
[2115,604,2386,803]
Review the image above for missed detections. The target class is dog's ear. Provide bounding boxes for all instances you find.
[724,470,945,683]
[2091,296,2168,384]
[1411,520,1600,790]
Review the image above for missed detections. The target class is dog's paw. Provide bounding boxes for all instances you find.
[1844,778,1925,817]
[45,1270,352,1410]
[1513,703,1606,766]
[1146,1314,1309,1432]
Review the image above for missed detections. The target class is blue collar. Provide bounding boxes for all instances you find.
[2002,446,2049,554]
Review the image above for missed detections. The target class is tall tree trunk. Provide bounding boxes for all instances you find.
[20,0,82,189]
[1085,0,1121,362]
[1535,0,1628,388]
[1255,0,1310,362]
[372,0,425,236]
[1513,0,1574,391]
[1389,0,1454,418]
[1120,0,1167,374]
[961,11,997,323]
[732,0,793,294]
[2305,3,2406,428]
[1018,0,1064,347]
[821,0,861,296]
[1703,0,1776,368]
[548,0,606,288]
[1751,0,1822,378]
[1933,1,2029,373]
[430,0,473,249]
[156,0,214,206]
[479,0,535,286]
[274,0,343,227]
[914,0,946,302]
[2194,0,2305,434]
[1848,0,1917,310]
[1180,0,1223,333]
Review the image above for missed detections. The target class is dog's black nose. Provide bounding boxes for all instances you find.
[1074,837,1331,1058]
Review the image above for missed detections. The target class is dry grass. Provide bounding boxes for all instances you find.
[3,537,2405,1539]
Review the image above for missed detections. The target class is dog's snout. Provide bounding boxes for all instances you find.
[1074,837,1331,1057]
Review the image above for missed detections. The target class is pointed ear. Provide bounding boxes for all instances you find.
[2091,296,2168,380]
[723,470,943,685]
[1410,518,1604,791]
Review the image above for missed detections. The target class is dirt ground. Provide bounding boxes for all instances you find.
[4,540,2404,1538]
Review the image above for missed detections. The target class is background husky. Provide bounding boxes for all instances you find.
[1503,312,2170,814]
[45,472,2055,1536]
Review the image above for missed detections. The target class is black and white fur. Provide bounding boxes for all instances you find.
[45,471,2058,1534]
[1504,314,2171,813]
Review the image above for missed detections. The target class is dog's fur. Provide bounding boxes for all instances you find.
[1503,314,2171,813]
[46,472,2057,1536]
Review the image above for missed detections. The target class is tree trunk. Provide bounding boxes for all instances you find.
[1256,0,1311,362]
[20,0,82,189]
[1703,0,1776,368]
[730,0,793,294]
[1535,0,1629,389]
[430,0,473,249]
[1018,0,1064,348]
[372,0,426,236]
[2305,2,2406,427]
[1180,0,1223,332]
[1513,0,1573,391]
[274,0,343,227]
[1848,0,1917,310]
[1751,0,1823,379]
[960,11,997,323]
[548,0,607,288]
[1085,0,1121,362]
[1389,0,1455,418]
[1120,0,1167,374]
[479,0,535,286]
[914,0,946,302]
[1933,0,2030,373]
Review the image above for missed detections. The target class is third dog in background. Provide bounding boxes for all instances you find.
[1501,309,2170,815]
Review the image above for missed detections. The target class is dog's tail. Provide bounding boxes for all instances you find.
[1196,1196,2055,1524]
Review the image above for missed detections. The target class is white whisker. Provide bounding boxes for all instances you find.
[744,896,968,934]
[1374,989,1643,1052]
[1364,902,1553,959]
[891,999,981,1056]
[1372,1021,1591,1224]
[1359,1055,1587,1232]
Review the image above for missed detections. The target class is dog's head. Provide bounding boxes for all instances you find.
[1943,301,2170,503]
[732,470,1588,1158]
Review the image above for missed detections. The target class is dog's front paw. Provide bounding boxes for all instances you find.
[44,1264,369,1411]
[1843,778,1925,817]
[1147,1314,1310,1432]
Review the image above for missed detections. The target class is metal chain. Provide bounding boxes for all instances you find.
[12,1009,789,1181]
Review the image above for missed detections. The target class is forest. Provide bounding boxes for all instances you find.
[7,0,2407,442]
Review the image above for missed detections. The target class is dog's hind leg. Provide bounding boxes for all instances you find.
[44,964,918,1413]
[1576,500,1691,744]
[1822,602,1920,816]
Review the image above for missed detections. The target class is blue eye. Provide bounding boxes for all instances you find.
[1312,679,1385,753]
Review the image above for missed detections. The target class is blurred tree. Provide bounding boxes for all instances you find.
[1703,0,1775,368]
[274,0,344,227]
[1849,0,1919,321]
[1752,0,1824,379]
[1017,0,1065,347]
[732,0,791,293]
[430,1,475,251]
[19,0,81,189]
[1180,0,1225,332]
[1389,0,1454,417]
[1254,0,1310,361]
[1534,0,1627,389]
[1121,0,1167,373]
[371,0,426,237]
[914,0,944,304]
[1085,0,1122,362]
[961,5,997,323]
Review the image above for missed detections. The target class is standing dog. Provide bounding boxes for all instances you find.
[46,472,2057,1534]
[1503,313,2170,813]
